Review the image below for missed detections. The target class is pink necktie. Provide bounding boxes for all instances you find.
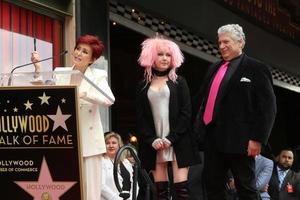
[203,61,229,125]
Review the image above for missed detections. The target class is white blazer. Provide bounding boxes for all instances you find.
[54,67,115,157]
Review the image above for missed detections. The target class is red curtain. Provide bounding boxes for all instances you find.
[0,0,63,68]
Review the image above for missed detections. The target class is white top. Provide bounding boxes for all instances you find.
[101,157,138,200]
[148,84,175,162]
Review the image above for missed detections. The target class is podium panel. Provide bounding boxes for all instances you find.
[0,86,83,200]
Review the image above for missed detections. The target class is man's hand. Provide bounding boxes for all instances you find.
[263,184,269,192]
[247,140,261,157]
[228,178,236,190]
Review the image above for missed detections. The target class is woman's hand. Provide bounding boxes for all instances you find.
[152,138,164,150]
[79,91,87,98]
[162,138,171,149]
[31,51,42,73]
[152,138,172,150]
[31,51,40,62]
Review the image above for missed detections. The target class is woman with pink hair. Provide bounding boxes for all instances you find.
[136,36,200,200]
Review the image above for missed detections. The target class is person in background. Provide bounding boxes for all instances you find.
[225,154,273,200]
[255,154,273,200]
[136,35,201,200]
[225,171,239,200]
[31,34,115,200]
[102,132,138,200]
[193,24,277,200]
[268,149,300,200]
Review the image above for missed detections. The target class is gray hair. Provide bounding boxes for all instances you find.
[218,24,246,45]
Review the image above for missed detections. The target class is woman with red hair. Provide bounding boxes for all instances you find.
[136,36,200,200]
[32,34,115,200]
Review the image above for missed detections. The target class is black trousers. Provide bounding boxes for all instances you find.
[203,141,259,200]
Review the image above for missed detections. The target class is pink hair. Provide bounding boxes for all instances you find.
[138,36,184,82]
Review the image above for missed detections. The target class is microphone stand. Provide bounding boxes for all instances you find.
[7,50,68,86]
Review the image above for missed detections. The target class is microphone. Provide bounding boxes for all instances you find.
[34,38,36,51]
[8,50,68,86]
[10,50,68,74]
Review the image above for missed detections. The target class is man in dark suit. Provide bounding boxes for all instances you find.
[193,24,277,200]
[268,149,300,200]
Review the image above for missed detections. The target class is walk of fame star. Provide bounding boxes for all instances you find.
[47,105,71,131]
[15,157,77,200]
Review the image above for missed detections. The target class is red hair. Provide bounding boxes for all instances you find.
[75,34,104,60]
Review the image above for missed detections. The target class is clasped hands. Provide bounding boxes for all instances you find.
[152,138,171,150]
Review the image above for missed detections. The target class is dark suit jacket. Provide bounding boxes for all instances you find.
[268,164,300,200]
[194,54,277,154]
[136,76,201,171]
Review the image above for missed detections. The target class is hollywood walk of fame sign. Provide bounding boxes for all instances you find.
[0,86,83,200]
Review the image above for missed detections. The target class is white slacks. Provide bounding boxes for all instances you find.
[83,154,102,200]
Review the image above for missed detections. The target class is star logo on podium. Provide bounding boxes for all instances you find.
[47,105,71,131]
[15,157,77,200]
[39,92,51,105]
[24,100,33,110]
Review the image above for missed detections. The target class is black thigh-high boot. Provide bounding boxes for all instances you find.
[174,181,189,200]
[155,181,170,200]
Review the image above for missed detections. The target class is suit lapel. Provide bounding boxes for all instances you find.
[79,67,93,93]
[218,54,246,101]
[280,170,292,191]
[210,55,246,120]
[202,61,222,98]
[270,166,280,192]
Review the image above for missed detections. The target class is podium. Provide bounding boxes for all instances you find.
[0,70,106,200]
